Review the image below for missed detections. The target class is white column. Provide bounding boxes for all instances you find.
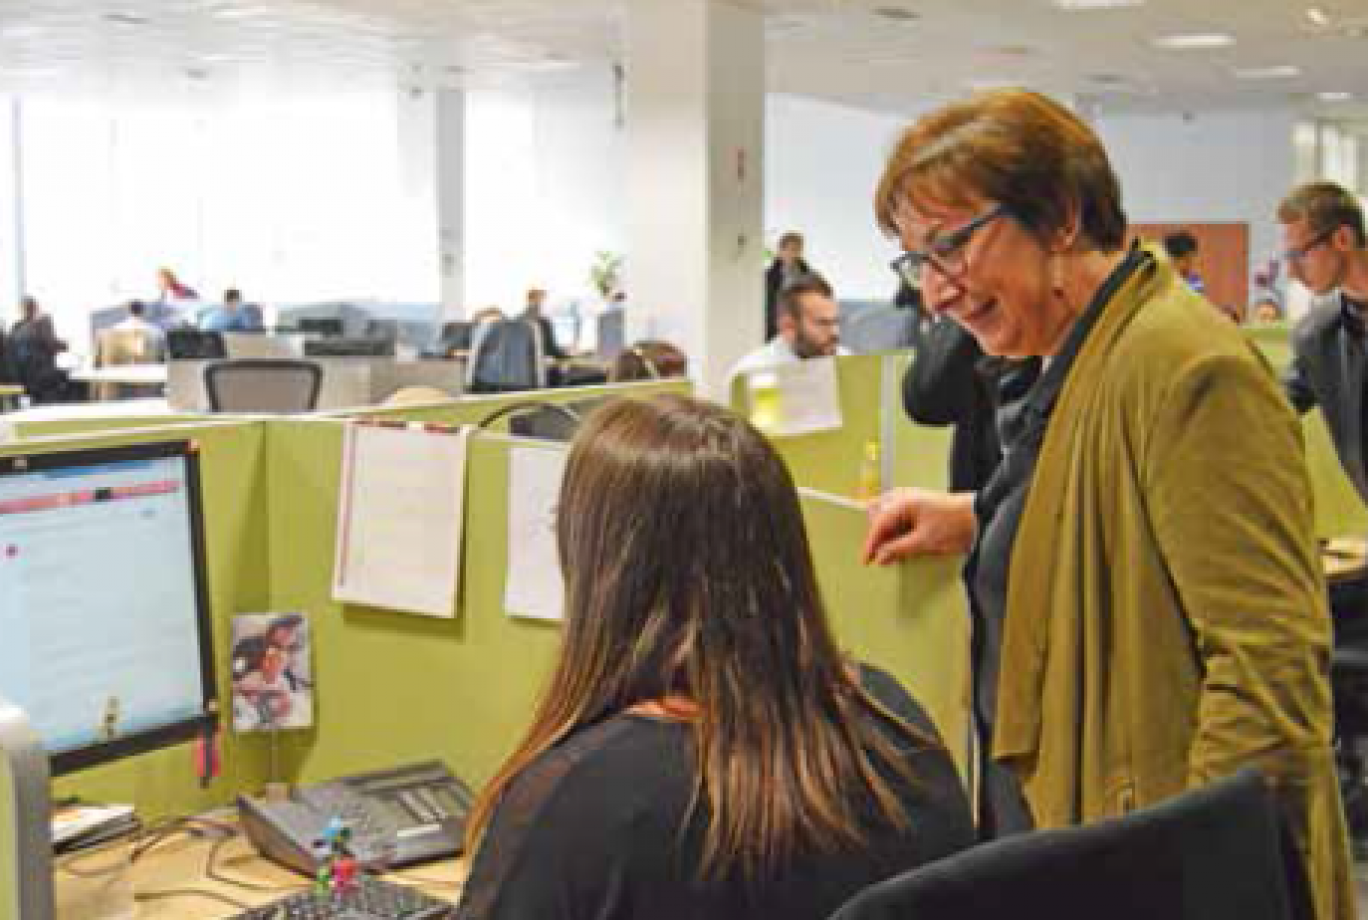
[435,89,466,319]
[395,85,466,316]
[0,97,25,311]
[625,0,764,397]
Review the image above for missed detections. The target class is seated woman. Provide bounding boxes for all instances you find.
[456,395,974,920]
[607,339,688,382]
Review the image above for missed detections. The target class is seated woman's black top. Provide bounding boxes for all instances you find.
[455,666,974,920]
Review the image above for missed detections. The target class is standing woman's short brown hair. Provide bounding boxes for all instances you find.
[875,89,1127,253]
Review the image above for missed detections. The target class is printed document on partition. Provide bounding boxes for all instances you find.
[749,357,844,437]
[332,423,471,618]
[505,445,567,621]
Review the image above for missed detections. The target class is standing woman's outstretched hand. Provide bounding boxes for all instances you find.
[863,489,977,565]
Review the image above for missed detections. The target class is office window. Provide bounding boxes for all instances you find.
[16,88,428,343]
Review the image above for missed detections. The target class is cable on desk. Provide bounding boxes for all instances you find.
[205,831,309,894]
[134,887,252,910]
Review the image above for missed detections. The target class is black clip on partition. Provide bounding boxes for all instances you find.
[475,400,584,431]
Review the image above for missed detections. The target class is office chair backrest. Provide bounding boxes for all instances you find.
[829,769,1309,920]
[204,359,323,414]
[841,304,915,355]
[466,318,546,393]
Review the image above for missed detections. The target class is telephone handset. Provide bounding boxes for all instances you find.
[238,760,472,877]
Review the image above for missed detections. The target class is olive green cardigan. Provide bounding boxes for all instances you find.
[997,250,1354,920]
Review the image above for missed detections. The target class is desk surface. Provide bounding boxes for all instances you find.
[54,823,467,918]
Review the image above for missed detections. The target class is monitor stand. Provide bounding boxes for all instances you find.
[0,694,54,919]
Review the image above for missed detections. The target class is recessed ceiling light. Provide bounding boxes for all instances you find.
[1318,90,1353,101]
[1,65,61,78]
[0,25,45,39]
[210,5,274,20]
[1152,32,1236,49]
[1306,7,1331,27]
[1233,64,1301,79]
[1054,0,1144,9]
[872,6,920,23]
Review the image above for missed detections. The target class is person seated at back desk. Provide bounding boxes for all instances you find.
[199,288,264,333]
[456,395,974,920]
[107,300,167,360]
[519,287,566,360]
[731,273,850,380]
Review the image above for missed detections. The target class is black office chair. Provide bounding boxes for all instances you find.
[204,359,322,414]
[1332,645,1368,855]
[828,769,1310,920]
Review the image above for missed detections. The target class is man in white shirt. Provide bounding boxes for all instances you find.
[111,300,166,356]
[732,273,850,379]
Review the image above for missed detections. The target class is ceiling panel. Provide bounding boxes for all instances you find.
[0,0,1362,119]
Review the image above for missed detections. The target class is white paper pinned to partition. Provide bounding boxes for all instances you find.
[332,422,471,617]
[505,445,567,622]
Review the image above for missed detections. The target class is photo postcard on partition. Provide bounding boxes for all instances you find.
[230,612,315,732]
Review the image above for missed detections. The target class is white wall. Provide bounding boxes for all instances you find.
[463,67,625,316]
[1095,108,1297,299]
[765,94,908,301]
[461,84,912,320]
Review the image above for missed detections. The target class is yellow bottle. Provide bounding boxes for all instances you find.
[857,440,881,502]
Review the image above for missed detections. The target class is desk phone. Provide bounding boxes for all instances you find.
[238,760,472,877]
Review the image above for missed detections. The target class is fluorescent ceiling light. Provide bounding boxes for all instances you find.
[210,6,275,20]
[1232,64,1301,79]
[1054,0,1144,9]
[1306,7,1331,26]
[1152,32,1236,49]
[1318,91,1353,101]
[0,25,46,39]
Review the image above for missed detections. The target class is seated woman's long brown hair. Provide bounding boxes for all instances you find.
[461,397,967,910]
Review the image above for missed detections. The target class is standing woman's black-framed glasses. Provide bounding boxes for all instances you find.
[1283,225,1339,265]
[891,203,1011,289]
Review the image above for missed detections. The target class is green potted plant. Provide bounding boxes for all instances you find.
[589,251,623,299]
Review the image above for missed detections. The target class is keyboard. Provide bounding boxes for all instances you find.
[232,876,454,919]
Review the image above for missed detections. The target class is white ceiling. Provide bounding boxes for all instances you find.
[0,0,1365,119]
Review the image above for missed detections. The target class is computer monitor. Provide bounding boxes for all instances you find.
[166,329,227,361]
[299,318,344,338]
[0,441,217,775]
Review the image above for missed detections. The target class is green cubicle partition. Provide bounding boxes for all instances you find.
[265,423,969,789]
[799,489,969,772]
[11,412,212,442]
[881,352,958,492]
[730,354,891,498]
[1246,324,1368,538]
[325,378,693,429]
[1,754,14,920]
[1,377,971,896]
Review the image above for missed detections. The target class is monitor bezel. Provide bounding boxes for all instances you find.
[0,439,219,776]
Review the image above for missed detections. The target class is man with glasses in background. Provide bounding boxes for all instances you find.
[730,273,849,379]
[1280,181,1368,856]
[1281,182,1368,502]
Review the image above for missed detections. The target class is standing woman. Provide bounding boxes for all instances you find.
[457,395,974,920]
[863,90,1352,918]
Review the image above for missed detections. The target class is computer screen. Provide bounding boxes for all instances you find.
[299,318,344,338]
[0,441,217,775]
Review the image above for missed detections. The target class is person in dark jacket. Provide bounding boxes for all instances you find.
[765,232,814,341]
[9,295,70,403]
